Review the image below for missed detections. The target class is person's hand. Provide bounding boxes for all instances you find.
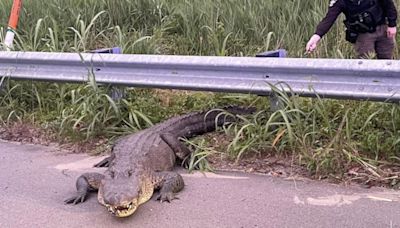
[387,26,397,39]
[306,34,321,53]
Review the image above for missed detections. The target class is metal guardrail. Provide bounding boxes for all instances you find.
[0,51,399,102]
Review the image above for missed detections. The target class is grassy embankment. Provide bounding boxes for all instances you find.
[0,0,399,184]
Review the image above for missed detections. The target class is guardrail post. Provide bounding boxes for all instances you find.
[90,47,125,101]
[256,49,287,112]
[0,77,5,93]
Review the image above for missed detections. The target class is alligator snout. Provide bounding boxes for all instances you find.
[106,201,138,217]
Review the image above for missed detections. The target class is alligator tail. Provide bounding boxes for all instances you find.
[204,105,256,127]
[172,106,256,138]
[213,105,257,116]
[160,106,256,138]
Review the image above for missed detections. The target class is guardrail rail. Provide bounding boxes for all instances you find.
[0,51,399,102]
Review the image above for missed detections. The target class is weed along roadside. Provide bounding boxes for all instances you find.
[0,0,400,218]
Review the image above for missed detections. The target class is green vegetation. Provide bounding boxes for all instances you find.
[228,87,400,177]
[1,0,384,56]
[0,0,399,184]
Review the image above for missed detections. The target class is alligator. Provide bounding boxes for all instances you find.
[64,106,255,217]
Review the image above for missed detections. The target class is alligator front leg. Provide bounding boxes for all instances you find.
[64,172,105,204]
[154,171,185,203]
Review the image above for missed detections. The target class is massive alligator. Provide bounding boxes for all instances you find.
[65,106,255,217]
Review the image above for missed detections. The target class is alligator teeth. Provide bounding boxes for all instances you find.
[107,206,116,214]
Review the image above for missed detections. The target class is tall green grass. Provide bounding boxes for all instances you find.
[3,0,393,56]
[227,86,400,177]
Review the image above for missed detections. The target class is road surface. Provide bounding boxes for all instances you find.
[0,140,399,228]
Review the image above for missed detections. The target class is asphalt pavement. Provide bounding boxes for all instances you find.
[1,140,400,228]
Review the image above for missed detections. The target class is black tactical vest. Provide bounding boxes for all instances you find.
[343,0,384,33]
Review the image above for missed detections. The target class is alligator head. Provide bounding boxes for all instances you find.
[98,170,154,217]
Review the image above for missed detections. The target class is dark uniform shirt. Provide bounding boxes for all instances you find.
[315,0,398,37]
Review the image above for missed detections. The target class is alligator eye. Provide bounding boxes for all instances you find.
[128,170,133,177]
[110,171,115,178]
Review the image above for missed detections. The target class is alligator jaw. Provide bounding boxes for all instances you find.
[106,202,138,218]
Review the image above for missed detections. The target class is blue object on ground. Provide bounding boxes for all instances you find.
[256,49,287,58]
[90,47,122,54]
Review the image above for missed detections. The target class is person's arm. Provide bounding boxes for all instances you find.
[314,0,345,37]
[382,0,397,27]
[382,0,397,38]
[306,0,344,52]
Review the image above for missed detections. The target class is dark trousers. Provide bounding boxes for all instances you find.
[354,25,395,59]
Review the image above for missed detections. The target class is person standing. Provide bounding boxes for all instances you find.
[306,0,398,59]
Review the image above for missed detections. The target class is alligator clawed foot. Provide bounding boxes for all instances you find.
[64,193,87,205]
[156,192,179,203]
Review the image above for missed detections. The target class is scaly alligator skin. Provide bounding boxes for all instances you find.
[65,106,255,217]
